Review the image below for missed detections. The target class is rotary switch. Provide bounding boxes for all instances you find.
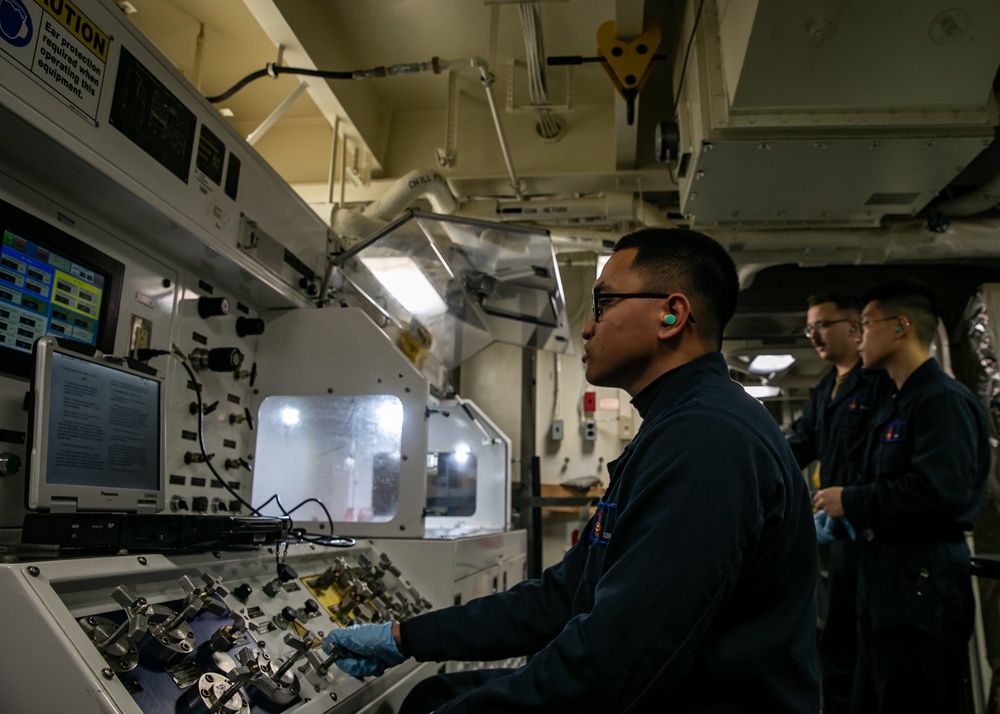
[0,452,21,476]
[198,297,230,319]
[189,347,244,372]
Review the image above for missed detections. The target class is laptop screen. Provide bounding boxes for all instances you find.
[26,336,164,513]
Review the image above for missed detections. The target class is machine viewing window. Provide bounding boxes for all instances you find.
[0,198,124,378]
[425,451,478,517]
[253,394,405,524]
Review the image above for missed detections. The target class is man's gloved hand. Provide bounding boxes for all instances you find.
[814,510,836,545]
[323,622,406,677]
[815,511,857,543]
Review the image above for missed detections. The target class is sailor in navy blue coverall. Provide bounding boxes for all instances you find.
[325,228,820,713]
[814,279,989,714]
[787,293,893,714]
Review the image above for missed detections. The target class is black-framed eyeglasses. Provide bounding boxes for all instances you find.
[857,315,899,334]
[803,319,850,338]
[591,292,697,324]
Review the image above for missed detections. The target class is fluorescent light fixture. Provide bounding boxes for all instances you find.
[743,385,781,399]
[748,354,795,374]
[361,256,448,316]
[218,107,235,117]
[280,407,300,426]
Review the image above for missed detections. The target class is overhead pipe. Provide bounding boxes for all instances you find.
[363,169,458,220]
[935,170,1000,217]
[209,55,523,198]
[327,168,465,300]
[453,57,524,198]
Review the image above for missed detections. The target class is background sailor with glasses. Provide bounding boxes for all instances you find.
[813,279,989,714]
[787,293,894,714]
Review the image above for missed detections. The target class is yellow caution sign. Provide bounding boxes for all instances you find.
[34,0,109,63]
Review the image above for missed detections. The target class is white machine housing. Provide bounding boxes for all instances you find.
[251,307,514,540]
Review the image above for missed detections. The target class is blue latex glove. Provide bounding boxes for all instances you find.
[814,511,857,544]
[323,622,406,677]
[814,510,836,545]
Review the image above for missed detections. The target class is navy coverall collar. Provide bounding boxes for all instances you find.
[894,357,940,398]
[630,352,727,419]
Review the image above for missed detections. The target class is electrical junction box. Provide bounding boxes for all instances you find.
[550,419,564,441]
[583,419,597,441]
[618,414,634,441]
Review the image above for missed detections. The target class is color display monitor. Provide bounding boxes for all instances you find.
[0,198,123,378]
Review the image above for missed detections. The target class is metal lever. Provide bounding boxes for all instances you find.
[78,584,149,672]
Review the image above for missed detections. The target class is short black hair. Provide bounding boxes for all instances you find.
[807,293,861,315]
[860,278,938,344]
[613,228,739,348]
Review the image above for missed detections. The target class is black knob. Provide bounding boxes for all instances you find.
[0,452,22,476]
[304,599,320,615]
[208,347,243,371]
[281,606,297,623]
[192,496,209,512]
[198,297,230,318]
[277,563,298,583]
[236,317,265,337]
[233,583,252,603]
[189,347,244,372]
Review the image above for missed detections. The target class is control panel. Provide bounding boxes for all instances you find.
[0,541,452,713]
[163,273,263,521]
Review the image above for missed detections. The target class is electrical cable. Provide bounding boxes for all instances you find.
[518,3,562,140]
[207,65,354,103]
[206,60,441,103]
[158,348,354,549]
[672,0,706,107]
[258,493,355,548]
[173,348,261,516]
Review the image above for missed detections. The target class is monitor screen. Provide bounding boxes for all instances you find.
[26,336,164,513]
[0,198,124,378]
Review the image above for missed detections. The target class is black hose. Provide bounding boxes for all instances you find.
[207,65,358,103]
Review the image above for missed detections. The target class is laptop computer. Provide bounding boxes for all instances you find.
[21,336,288,552]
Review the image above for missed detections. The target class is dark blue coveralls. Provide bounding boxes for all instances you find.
[841,358,989,714]
[397,353,820,713]
[787,361,894,714]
